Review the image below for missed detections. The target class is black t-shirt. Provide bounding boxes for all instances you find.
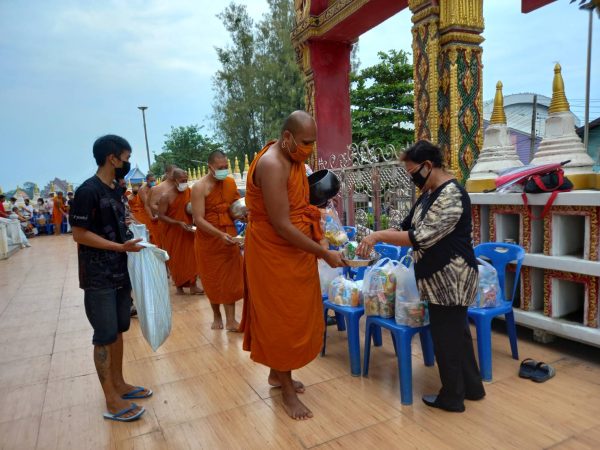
[69,175,131,290]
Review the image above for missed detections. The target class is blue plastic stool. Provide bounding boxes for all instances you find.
[322,300,382,376]
[469,242,525,381]
[363,316,435,405]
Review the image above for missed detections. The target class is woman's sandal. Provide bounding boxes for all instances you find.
[518,358,538,379]
[530,362,556,383]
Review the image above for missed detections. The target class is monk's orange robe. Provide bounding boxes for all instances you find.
[241,141,324,371]
[128,193,155,243]
[52,197,65,228]
[194,177,244,305]
[160,188,198,287]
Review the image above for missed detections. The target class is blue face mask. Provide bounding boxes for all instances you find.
[214,169,228,181]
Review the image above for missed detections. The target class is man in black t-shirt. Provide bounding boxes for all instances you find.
[69,134,150,423]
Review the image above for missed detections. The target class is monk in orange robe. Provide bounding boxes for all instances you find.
[137,174,158,244]
[128,179,155,242]
[240,111,344,420]
[158,169,203,295]
[148,165,177,249]
[52,191,66,235]
[191,150,244,330]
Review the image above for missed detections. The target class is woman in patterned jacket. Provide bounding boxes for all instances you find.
[357,140,485,413]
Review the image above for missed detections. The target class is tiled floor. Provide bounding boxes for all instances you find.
[1,235,600,449]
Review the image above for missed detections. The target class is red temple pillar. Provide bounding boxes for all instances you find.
[309,40,352,168]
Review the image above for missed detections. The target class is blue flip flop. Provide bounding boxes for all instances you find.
[122,386,153,400]
[103,403,145,422]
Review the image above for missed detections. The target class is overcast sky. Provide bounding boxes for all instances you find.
[1,0,598,191]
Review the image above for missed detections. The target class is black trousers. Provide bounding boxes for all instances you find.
[428,303,485,409]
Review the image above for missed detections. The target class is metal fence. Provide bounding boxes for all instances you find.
[318,142,415,240]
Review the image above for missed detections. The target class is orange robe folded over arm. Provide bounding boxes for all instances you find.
[159,188,198,287]
[194,178,244,304]
[240,142,324,372]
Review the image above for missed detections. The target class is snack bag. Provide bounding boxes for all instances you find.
[395,255,420,303]
[319,259,343,296]
[362,258,397,318]
[328,276,363,307]
[474,258,501,308]
[395,301,430,327]
[322,203,348,247]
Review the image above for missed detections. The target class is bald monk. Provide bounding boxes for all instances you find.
[52,191,67,235]
[148,165,177,248]
[191,150,244,330]
[240,111,345,420]
[158,169,203,295]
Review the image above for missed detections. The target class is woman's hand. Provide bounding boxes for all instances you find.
[356,233,378,258]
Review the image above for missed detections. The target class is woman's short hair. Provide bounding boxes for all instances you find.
[400,140,444,168]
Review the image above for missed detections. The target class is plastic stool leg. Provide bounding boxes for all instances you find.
[346,315,362,376]
[474,316,493,382]
[419,328,435,366]
[335,312,346,331]
[391,331,398,356]
[505,310,519,360]
[321,307,329,357]
[363,321,373,376]
[373,325,382,347]
[395,331,414,405]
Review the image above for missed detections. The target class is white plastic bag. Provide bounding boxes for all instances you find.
[362,258,397,318]
[328,275,363,307]
[321,202,348,247]
[395,255,420,303]
[474,258,501,308]
[127,224,172,351]
[319,259,343,296]
[395,301,429,327]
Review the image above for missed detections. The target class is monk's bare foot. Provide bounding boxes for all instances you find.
[268,373,305,393]
[226,320,240,332]
[190,286,204,295]
[176,287,185,295]
[281,390,313,420]
[211,317,224,329]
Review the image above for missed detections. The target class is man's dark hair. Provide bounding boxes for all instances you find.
[208,150,227,164]
[93,134,132,166]
[37,197,43,203]
[9,197,16,203]
[145,173,154,181]
[401,140,444,168]
[0,194,5,199]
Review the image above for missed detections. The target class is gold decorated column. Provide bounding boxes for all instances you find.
[409,0,441,143]
[437,0,484,183]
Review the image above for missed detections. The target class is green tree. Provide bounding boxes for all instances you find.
[351,49,414,149]
[151,125,222,177]
[213,0,304,170]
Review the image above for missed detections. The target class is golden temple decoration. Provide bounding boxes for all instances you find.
[244,154,249,173]
[489,81,507,125]
[548,63,570,114]
[227,159,232,175]
[234,157,241,175]
[439,0,484,31]
[50,182,55,193]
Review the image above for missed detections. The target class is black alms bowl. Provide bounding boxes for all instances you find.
[308,169,340,207]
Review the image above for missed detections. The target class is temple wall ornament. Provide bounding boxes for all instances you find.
[531,64,598,189]
[466,81,524,192]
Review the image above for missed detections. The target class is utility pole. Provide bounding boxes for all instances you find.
[529,94,537,162]
[583,6,593,149]
[137,106,151,172]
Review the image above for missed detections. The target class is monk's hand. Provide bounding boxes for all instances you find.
[221,233,235,246]
[122,238,144,252]
[356,233,377,259]
[322,249,345,268]
[179,221,194,232]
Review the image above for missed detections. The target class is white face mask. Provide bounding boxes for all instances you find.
[177,182,188,192]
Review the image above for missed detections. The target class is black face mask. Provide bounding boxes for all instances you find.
[114,160,131,181]
[410,162,432,189]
